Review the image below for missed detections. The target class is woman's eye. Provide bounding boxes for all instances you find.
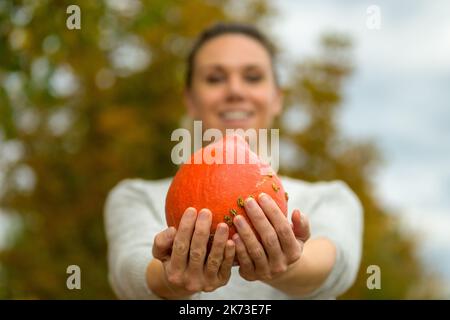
[206,75,225,84]
[245,74,263,83]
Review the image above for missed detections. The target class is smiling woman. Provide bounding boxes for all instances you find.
[104,22,363,300]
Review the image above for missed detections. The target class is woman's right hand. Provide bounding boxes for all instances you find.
[152,207,236,295]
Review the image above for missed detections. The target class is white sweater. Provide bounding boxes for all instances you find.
[104,176,363,300]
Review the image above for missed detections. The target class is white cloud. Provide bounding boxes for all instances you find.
[375,164,449,210]
[274,1,450,73]
[399,211,450,250]
[358,3,450,73]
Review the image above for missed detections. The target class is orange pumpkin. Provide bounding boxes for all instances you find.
[165,134,288,240]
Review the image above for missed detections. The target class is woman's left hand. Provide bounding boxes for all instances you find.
[232,193,310,282]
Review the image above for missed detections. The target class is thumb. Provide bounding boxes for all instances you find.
[291,209,310,242]
[152,226,177,261]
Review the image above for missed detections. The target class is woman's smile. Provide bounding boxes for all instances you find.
[218,109,256,128]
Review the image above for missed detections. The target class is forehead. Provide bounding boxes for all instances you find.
[194,34,272,70]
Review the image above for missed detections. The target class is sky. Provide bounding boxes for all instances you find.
[272,0,450,296]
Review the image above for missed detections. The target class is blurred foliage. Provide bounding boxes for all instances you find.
[0,0,439,298]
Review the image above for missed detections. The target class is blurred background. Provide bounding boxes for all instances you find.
[0,0,449,299]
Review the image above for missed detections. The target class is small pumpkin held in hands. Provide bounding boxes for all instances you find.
[165,134,288,241]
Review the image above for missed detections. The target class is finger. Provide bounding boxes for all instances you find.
[258,193,299,261]
[170,207,197,272]
[152,226,177,261]
[205,223,228,280]
[244,197,284,270]
[233,216,270,279]
[218,239,235,282]
[292,209,311,242]
[187,208,212,274]
[232,234,256,280]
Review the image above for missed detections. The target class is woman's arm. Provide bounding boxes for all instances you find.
[104,179,162,299]
[263,238,336,297]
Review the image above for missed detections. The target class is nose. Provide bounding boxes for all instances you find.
[225,74,246,102]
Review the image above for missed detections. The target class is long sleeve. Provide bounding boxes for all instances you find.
[104,178,168,300]
[104,176,363,300]
[283,178,364,299]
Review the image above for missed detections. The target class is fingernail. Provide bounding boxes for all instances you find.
[245,197,256,209]
[199,209,211,221]
[259,193,269,203]
[185,208,196,218]
[217,223,227,234]
[233,215,245,228]
[232,233,240,242]
[300,213,307,225]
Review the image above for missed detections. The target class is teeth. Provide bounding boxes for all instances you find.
[221,111,251,121]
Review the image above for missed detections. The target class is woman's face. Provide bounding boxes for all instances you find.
[184,34,283,133]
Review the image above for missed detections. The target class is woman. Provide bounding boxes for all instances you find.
[104,22,363,300]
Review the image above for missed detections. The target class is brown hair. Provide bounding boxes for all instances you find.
[185,22,279,88]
